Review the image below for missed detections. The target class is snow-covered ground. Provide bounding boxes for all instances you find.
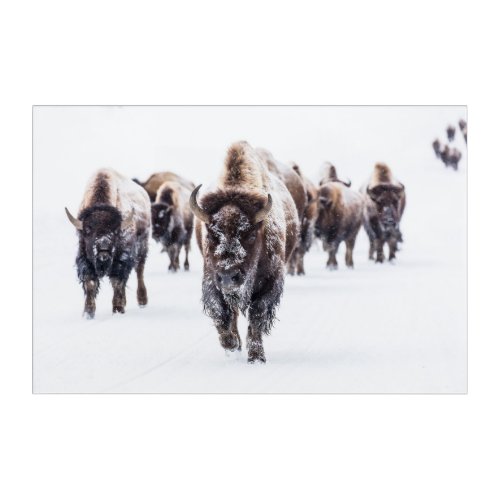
[33,106,467,393]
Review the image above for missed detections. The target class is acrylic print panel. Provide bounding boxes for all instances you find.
[32,105,467,393]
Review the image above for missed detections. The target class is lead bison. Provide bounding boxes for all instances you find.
[190,141,300,363]
[133,171,195,202]
[151,180,194,271]
[65,168,151,318]
[255,148,306,276]
[361,163,406,263]
[315,165,363,269]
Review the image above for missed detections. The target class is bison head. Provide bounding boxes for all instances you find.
[190,185,272,294]
[367,184,404,233]
[65,205,133,277]
[151,203,174,244]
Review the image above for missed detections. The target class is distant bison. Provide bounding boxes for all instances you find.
[133,172,195,202]
[256,148,306,275]
[459,119,467,145]
[440,145,462,170]
[432,139,442,158]
[151,180,194,271]
[315,166,363,270]
[361,164,406,263]
[191,141,299,363]
[447,125,456,142]
[65,168,150,318]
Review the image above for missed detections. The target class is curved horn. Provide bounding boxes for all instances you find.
[189,185,209,223]
[342,179,352,188]
[65,207,83,230]
[254,194,273,224]
[121,208,135,227]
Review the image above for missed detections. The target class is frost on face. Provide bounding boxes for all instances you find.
[210,211,250,271]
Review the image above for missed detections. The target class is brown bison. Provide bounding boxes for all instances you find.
[65,168,150,318]
[447,125,456,142]
[459,119,467,145]
[133,172,195,202]
[440,145,462,170]
[255,148,306,275]
[361,163,406,263]
[288,163,318,275]
[190,141,300,363]
[151,180,194,271]
[432,139,442,159]
[315,169,363,270]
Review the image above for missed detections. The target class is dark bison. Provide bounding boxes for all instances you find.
[151,180,194,271]
[447,125,456,142]
[315,169,363,270]
[440,145,462,170]
[190,141,300,363]
[289,163,318,275]
[432,139,442,158]
[65,168,150,318]
[459,119,467,145]
[133,171,195,202]
[361,163,406,263]
[255,148,306,275]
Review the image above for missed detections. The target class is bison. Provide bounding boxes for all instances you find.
[288,163,318,275]
[440,145,462,170]
[190,141,300,363]
[459,119,467,145]
[361,163,406,263]
[255,148,306,276]
[447,125,456,142]
[65,168,150,318]
[133,171,195,202]
[315,168,363,270]
[432,139,442,159]
[151,180,194,271]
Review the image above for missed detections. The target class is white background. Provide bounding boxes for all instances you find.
[1,0,499,499]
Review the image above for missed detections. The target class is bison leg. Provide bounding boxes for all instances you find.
[217,309,241,352]
[375,238,385,263]
[388,237,398,261]
[83,279,98,319]
[135,257,148,307]
[287,248,297,276]
[345,238,356,268]
[368,239,375,260]
[110,278,127,314]
[183,241,190,271]
[247,325,265,364]
[296,248,306,276]
[326,243,338,270]
[109,255,133,314]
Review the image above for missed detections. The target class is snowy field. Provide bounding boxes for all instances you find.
[33,106,467,393]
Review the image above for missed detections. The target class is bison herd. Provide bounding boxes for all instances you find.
[432,119,467,170]
[65,141,407,363]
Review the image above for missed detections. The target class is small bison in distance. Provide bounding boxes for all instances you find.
[447,125,456,142]
[361,164,406,263]
[459,119,467,145]
[65,168,151,318]
[133,172,195,202]
[151,180,194,271]
[190,141,300,363]
[289,163,318,275]
[255,148,307,276]
[315,167,363,270]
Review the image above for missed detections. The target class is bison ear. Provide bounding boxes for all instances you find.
[65,207,83,230]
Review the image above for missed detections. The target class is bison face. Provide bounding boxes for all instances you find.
[367,184,404,233]
[204,206,262,294]
[151,203,172,243]
[66,205,127,277]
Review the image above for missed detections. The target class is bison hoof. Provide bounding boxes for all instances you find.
[83,310,95,320]
[113,305,125,314]
[327,264,338,270]
[184,263,189,271]
[248,352,266,364]
[219,334,240,352]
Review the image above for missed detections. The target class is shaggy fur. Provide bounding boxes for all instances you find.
[193,141,299,363]
[68,168,151,318]
[135,171,195,202]
[315,181,364,269]
[361,164,406,263]
[151,180,194,271]
[256,148,306,275]
[319,162,351,187]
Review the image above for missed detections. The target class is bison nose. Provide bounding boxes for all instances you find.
[216,270,242,289]
[97,252,111,262]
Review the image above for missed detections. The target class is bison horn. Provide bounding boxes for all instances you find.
[254,194,273,224]
[343,179,352,188]
[65,207,83,230]
[190,185,209,223]
[121,208,135,227]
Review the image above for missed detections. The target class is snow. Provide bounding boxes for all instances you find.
[33,106,467,393]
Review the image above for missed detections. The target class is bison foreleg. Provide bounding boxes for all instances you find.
[326,243,339,270]
[76,252,99,319]
[388,236,398,261]
[183,241,190,271]
[247,274,284,364]
[135,255,148,307]
[110,278,127,314]
[375,238,385,263]
[109,253,133,314]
